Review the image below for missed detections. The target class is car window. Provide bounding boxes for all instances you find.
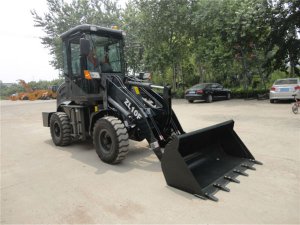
[274,79,298,85]
[191,84,209,89]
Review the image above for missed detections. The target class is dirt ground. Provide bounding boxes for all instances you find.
[1,99,299,224]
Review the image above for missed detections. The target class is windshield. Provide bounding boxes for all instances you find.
[274,79,298,85]
[87,34,123,73]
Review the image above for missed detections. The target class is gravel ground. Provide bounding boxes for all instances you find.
[1,99,299,224]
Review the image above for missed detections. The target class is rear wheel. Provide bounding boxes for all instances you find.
[206,94,213,103]
[50,112,72,146]
[292,104,298,114]
[270,99,275,103]
[188,99,194,103]
[93,116,129,164]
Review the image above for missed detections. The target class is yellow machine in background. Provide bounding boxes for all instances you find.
[9,80,57,101]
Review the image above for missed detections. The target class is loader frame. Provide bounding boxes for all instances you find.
[43,24,262,201]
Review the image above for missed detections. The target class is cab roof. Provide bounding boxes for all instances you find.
[60,24,124,40]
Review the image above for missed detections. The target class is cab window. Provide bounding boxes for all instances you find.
[70,42,81,77]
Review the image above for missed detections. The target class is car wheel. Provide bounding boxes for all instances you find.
[270,99,275,103]
[206,94,213,103]
[188,100,194,103]
[226,92,231,100]
[292,104,298,114]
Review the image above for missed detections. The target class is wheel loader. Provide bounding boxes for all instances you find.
[42,24,262,201]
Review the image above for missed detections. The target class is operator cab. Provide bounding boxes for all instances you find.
[60,24,125,103]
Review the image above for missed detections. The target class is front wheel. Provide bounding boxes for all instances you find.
[188,99,194,103]
[292,104,298,114]
[93,116,129,164]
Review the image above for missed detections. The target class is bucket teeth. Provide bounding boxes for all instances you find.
[241,164,256,170]
[233,169,248,176]
[249,159,263,165]
[224,176,240,183]
[205,193,219,202]
[213,183,230,192]
[194,194,207,200]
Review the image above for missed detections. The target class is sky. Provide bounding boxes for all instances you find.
[0,0,127,84]
[0,0,59,83]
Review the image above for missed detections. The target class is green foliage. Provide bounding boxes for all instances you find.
[31,0,122,70]
[267,70,290,87]
[31,0,300,99]
[231,87,267,99]
[173,88,185,99]
[0,83,25,99]
[265,0,300,75]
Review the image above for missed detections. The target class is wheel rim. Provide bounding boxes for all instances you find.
[99,129,112,152]
[53,122,61,137]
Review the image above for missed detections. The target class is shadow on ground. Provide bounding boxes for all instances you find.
[44,139,203,201]
[44,139,161,175]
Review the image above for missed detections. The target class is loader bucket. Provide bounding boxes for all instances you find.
[161,120,262,201]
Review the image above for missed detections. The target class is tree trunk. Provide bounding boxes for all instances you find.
[289,51,295,77]
[180,62,184,89]
[197,59,204,83]
[172,64,177,91]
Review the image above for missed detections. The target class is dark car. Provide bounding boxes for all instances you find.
[185,83,231,103]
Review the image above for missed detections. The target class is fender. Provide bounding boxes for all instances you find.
[89,109,120,135]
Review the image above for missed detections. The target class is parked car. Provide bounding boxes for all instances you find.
[185,83,231,103]
[269,78,300,103]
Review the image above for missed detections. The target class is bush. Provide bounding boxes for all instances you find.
[173,88,185,99]
[231,87,268,99]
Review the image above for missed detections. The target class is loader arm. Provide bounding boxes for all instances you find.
[102,75,184,158]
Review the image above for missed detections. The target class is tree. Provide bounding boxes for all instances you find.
[32,0,298,95]
[266,0,300,76]
[31,0,122,71]
[121,0,144,75]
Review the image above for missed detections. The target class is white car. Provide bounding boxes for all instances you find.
[270,78,300,103]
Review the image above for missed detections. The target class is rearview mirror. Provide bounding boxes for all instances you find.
[80,38,90,56]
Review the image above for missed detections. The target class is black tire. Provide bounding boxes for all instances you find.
[206,94,213,103]
[93,116,129,164]
[226,92,231,100]
[188,99,194,103]
[270,99,275,103]
[292,104,298,114]
[50,112,72,146]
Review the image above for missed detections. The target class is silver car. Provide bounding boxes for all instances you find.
[270,78,300,103]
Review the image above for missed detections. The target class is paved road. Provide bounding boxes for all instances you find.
[1,99,299,223]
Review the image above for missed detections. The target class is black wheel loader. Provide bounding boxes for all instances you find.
[42,24,262,201]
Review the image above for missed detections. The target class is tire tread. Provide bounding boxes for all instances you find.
[93,116,129,164]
